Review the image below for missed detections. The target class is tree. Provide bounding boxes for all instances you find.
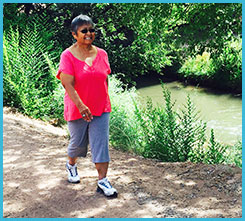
[3,3,242,85]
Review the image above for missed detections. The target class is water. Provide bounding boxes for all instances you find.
[137,80,242,145]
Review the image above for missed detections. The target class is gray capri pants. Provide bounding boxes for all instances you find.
[67,112,110,163]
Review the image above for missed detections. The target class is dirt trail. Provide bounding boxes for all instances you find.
[3,107,242,218]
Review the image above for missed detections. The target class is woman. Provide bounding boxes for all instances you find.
[57,14,117,198]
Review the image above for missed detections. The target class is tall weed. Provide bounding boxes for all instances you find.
[108,76,142,153]
[176,94,207,162]
[3,25,64,122]
[223,140,242,168]
[204,129,228,164]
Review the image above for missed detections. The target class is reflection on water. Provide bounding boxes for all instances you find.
[137,81,242,145]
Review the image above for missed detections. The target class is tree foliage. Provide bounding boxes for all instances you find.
[3,3,242,89]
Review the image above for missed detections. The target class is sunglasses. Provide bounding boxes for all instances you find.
[80,28,95,34]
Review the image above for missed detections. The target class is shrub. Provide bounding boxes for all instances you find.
[3,25,64,122]
[178,36,242,92]
[108,75,142,153]
[135,85,207,163]
[214,36,242,91]
[178,51,216,81]
[176,94,207,162]
[133,98,171,160]
[223,140,242,168]
[204,129,228,164]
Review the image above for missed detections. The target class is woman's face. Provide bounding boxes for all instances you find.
[73,24,95,45]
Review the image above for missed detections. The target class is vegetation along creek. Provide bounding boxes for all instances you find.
[137,77,242,146]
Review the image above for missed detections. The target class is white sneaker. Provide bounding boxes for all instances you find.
[97,177,118,198]
[66,161,80,183]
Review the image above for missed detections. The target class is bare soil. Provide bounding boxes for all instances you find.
[3,107,242,218]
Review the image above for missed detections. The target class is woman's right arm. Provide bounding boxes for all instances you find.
[60,72,93,122]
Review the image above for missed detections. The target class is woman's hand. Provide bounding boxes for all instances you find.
[78,104,93,122]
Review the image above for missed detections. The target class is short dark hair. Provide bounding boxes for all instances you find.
[71,14,94,34]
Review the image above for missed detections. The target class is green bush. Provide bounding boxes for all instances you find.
[132,87,206,162]
[204,129,228,164]
[134,85,207,163]
[133,98,171,160]
[178,51,216,81]
[3,25,64,123]
[223,140,242,168]
[108,75,142,153]
[214,36,242,91]
[176,94,207,162]
[178,36,242,92]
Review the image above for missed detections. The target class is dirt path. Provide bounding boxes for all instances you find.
[3,107,242,218]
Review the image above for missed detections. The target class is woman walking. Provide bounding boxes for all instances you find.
[57,14,117,198]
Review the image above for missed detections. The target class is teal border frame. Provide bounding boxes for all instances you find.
[0,1,3,220]
[1,0,243,220]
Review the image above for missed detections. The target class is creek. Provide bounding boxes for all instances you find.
[136,76,242,145]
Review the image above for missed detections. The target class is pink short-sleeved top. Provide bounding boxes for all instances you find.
[57,46,111,121]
